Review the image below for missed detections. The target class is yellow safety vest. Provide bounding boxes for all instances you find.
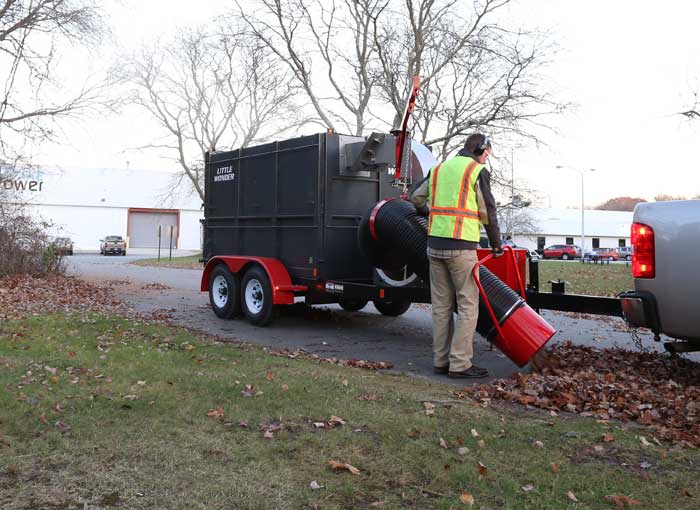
[427,156,483,242]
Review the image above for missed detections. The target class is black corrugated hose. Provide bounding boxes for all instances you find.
[359,198,524,342]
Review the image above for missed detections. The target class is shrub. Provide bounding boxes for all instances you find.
[0,204,65,277]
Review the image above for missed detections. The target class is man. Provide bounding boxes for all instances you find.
[411,133,502,378]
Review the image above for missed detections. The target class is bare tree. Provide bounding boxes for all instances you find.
[236,0,389,136]
[119,23,297,201]
[498,206,538,239]
[0,0,106,161]
[372,0,564,160]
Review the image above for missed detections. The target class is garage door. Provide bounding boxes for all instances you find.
[128,210,178,248]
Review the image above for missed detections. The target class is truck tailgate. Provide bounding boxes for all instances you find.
[634,200,700,340]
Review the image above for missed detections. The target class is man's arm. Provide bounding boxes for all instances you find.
[476,170,501,249]
[410,172,430,215]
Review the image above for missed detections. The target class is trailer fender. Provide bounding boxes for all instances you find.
[201,256,307,305]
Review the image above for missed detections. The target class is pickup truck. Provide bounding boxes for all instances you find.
[620,200,700,353]
[100,235,126,256]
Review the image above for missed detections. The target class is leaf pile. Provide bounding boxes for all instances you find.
[266,347,393,370]
[0,275,127,320]
[464,342,700,446]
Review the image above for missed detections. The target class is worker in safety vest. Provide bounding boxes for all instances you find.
[411,133,502,378]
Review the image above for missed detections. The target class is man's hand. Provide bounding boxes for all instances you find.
[492,246,504,257]
[415,204,430,217]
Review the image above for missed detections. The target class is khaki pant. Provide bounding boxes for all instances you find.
[428,249,479,371]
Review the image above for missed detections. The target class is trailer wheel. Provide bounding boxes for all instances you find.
[240,266,275,326]
[373,299,411,317]
[338,298,368,312]
[209,265,241,319]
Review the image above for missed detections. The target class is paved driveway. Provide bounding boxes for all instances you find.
[66,253,663,384]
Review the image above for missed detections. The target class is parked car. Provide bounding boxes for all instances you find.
[594,247,619,261]
[541,244,581,260]
[50,237,74,256]
[616,246,633,261]
[583,247,619,261]
[100,235,126,256]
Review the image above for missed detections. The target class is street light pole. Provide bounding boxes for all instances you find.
[556,165,596,254]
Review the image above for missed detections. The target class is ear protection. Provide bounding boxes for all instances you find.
[474,135,490,155]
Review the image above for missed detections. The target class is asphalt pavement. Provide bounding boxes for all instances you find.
[65,252,668,385]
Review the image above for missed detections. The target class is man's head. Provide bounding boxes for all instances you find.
[464,133,491,164]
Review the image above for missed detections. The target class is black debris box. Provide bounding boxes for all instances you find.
[202,132,405,283]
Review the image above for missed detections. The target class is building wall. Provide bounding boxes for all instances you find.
[29,204,202,251]
[12,166,204,251]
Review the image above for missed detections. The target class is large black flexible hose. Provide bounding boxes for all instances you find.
[358,199,429,279]
[359,198,524,342]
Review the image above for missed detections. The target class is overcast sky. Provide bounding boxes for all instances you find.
[38,0,700,209]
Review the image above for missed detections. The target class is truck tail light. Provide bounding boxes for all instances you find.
[631,222,655,278]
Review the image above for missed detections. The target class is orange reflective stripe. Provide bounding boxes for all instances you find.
[459,161,479,209]
[452,216,462,238]
[430,207,480,218]
[429,164,442,207]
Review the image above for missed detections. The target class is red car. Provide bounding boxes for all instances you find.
[542,244,581,260]
[593,248,619,261]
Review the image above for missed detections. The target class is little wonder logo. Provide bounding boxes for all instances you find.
[213,165,235,183]
[1,179,44,191]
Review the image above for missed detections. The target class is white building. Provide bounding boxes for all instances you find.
[6,166,203,251]
[511,208,633,252]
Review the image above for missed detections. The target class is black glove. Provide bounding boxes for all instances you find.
[415,204,430,217]
[492,246,504,257]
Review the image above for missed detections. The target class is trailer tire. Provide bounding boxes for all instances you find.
[338,298,368,312]
[373,299,411,317]
[240,266,275,326]
[209,265,241,319]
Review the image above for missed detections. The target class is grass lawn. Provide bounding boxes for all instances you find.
[132,253,203,269]
[1,313,698,509]
[536,260,634,297]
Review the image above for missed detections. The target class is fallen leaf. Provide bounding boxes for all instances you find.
[457,447,469,456]
[341,379,349,387]
[55,421,71,433]
[265,371,274,381]
[54,404,64,413]
[424,402,436,416]
[263,430,274,439]
[551,463,560,473]
[477,439,486,448]
[38,414,47,424]
[639,436,651,448]
[521,484,535,492]
[207,406,224,420]
[567,490,578,502]
[358,393,379,401]
[309,480,323,490]
[241,384,258,398]
[477,462,488,477]
[605,494,641,508]
[238,420,249,428]
[470,428,479,438]
[281,384,289,391]
[68,351,76,358]
[602,433,615,443]
[407,429,421,438]
[313,422,326,429]
[459,492,475,507]
[328,460,360,475]
[50,376,58,384]
[533,440,544,449]
[44,366,57,374]
[328,415,346,427]
[439,437,449,449]
[368,502,385,508]
[593,445,605,453]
